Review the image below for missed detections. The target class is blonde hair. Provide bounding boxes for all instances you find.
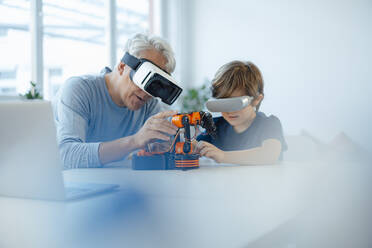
[211,60,264,110]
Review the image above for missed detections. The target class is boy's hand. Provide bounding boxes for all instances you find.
[197,141,225,163]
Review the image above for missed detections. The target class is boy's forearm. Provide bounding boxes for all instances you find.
[222,139,282,165]
[98,135,140,165]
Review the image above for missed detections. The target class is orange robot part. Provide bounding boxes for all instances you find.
[175,142,195,155]
[175,159,199,168]
[171,112,201,128]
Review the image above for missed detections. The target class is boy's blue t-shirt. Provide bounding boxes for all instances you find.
[197,112,288,159]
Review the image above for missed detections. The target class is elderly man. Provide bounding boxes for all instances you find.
[53,34,179,169]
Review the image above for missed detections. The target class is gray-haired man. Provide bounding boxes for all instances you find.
[53,34,178,169]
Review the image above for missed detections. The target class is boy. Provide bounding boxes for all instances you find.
[196,61,287,165]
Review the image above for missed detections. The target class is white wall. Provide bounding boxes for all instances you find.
[166,0,372,150]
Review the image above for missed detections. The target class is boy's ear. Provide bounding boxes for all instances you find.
[252,94,264,107]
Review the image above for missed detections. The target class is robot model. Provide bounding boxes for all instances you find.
[132,111,216,170]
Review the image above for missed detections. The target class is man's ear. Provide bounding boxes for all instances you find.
[117,62,125,75]
[252,94,264,107]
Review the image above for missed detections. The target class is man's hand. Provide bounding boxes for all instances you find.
[196,141,226,163]
[133,110,178,149]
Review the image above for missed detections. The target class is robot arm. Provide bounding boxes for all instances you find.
[132,111,216,170]
[136,111,216,156]
[171,111,216,155]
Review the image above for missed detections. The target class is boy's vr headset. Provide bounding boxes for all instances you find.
[206,96,254,112]
[122,52,182,105]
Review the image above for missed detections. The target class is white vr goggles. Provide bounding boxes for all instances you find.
[122,52,182,105]
[205,96,254,112]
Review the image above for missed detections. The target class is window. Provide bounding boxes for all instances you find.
[0,0,31,96]
[116,0,149,60]
[43,0,106,98]
[0,0,150,98]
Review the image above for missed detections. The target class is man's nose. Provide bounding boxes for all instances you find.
[139,90,152,100]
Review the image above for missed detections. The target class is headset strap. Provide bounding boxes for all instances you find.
[121,51,171,76]
[121,52,141,70]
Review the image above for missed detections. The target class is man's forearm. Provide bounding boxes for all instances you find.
[98,135,140,165]
[60,141,101,169]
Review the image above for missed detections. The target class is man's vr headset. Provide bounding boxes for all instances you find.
[122,52,182,105]
[205,96,254,112]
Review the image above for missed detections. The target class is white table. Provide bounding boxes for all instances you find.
[0,160,370,248]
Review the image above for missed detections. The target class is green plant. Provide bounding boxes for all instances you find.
[22,81,43,100]
[181,81,211,112]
